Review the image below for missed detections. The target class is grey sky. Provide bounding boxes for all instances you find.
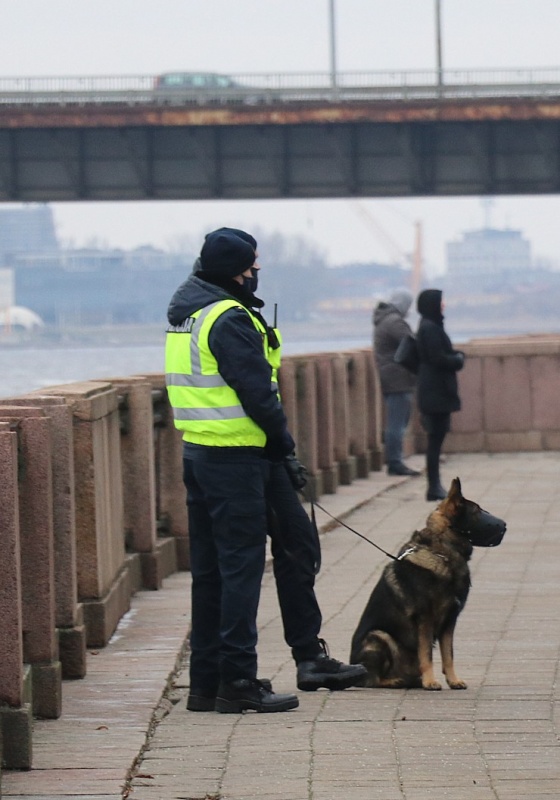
[2,0,560,275]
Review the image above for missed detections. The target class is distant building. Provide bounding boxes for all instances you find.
[446,227,531,288]
[0,205,59,262]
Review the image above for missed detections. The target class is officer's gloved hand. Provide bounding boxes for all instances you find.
[453,351,466,370]
[284,453,308,490]
[264,429,296,463]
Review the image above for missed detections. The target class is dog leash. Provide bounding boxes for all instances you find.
[310,501,399,561]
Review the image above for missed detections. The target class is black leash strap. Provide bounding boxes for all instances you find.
[311,500,398,561]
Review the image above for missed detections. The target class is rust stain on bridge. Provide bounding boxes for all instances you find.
[2,97,560,128]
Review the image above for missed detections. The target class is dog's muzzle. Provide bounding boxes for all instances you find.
[460,508,507,548]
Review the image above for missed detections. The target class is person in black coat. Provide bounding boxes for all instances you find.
[416,289,465,501]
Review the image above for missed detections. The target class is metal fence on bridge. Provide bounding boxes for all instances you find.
[1,66,560,106]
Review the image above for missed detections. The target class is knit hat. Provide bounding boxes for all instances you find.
[389,288,413,317]
[213,226,257,250]
[199,230,256,279]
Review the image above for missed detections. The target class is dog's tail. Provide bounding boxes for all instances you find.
[352,630,398,688]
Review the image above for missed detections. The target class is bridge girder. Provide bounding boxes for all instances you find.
[1,98,560,201]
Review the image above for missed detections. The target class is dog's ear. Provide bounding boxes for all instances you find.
[439,478,463,517]
[450,477,462,497]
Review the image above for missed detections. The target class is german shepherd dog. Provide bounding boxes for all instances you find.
[350,478,506,690]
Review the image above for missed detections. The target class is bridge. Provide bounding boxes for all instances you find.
[2,68,560,201]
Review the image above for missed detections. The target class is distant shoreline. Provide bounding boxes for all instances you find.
[2,313,560,351]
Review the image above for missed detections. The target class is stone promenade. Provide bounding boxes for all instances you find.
[3,452,560,800]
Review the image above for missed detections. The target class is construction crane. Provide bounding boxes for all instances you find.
[349,201,423,296]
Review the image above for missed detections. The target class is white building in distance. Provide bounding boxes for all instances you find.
[446,228,532,286]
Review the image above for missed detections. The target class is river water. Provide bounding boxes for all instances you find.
[0,337,371,399]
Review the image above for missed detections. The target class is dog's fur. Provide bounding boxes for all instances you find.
[350,478,506,691]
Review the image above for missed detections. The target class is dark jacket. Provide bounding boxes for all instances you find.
[167,274,294,459]
[373,302,416,394]
[416,289,464,415]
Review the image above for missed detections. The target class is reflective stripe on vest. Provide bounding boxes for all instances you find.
[165,299,277,446]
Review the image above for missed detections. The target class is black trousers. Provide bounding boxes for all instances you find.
[183,449,269,692]
[421,412,451,488]
[266,462,323,664]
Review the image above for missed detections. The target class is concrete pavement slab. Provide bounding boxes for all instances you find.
[4,452,560,799]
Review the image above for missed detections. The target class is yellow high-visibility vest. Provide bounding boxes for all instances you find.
[165,299,282,446]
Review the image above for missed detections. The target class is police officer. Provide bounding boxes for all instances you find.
[166,228,365,713]
[166,228,297,713]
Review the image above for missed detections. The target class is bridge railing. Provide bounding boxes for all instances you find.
[3,335,560,773]
[2,67,560,106]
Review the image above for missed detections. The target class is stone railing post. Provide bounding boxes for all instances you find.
[148,375,190,570]
[110,377,178,588]
[278,358,298,442]
[331,354,354,484]
[315,354,338,493]
[1,395,86,681]
[0,422,32,770]
[291,357,322,498]
[0,407,61,723]
[345,350,370,478]
[37,382,133,648]
[364,348,383,470]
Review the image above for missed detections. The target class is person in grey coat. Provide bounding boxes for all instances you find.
[373,288,420,476]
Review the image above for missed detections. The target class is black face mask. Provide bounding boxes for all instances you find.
[241,267,259,294]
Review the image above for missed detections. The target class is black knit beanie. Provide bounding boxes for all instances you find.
[213,226,257,251]
[199,230,256,279]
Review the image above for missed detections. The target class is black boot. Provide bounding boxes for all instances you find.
[215,678,299,714]
[426,431,447,502]
[188,678,273,712]
[426,483,447,502]
[187,688,216,712]
[297,639,367,691]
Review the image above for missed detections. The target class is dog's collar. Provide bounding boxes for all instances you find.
[397,546,417,561]
[397,545,448,563]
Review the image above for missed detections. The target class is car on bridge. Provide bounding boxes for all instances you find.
[153,72,264,105]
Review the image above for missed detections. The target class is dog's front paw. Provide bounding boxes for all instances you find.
[448,679,467,690]
[422,679,442,691]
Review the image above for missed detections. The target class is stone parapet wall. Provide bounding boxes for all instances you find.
[0,377,179,771]
[277,350,382,497]
[2,336,560,774]
[430,335,560,453]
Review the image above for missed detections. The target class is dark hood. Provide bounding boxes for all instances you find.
[417,289,443,324]
[167,274,264,327]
